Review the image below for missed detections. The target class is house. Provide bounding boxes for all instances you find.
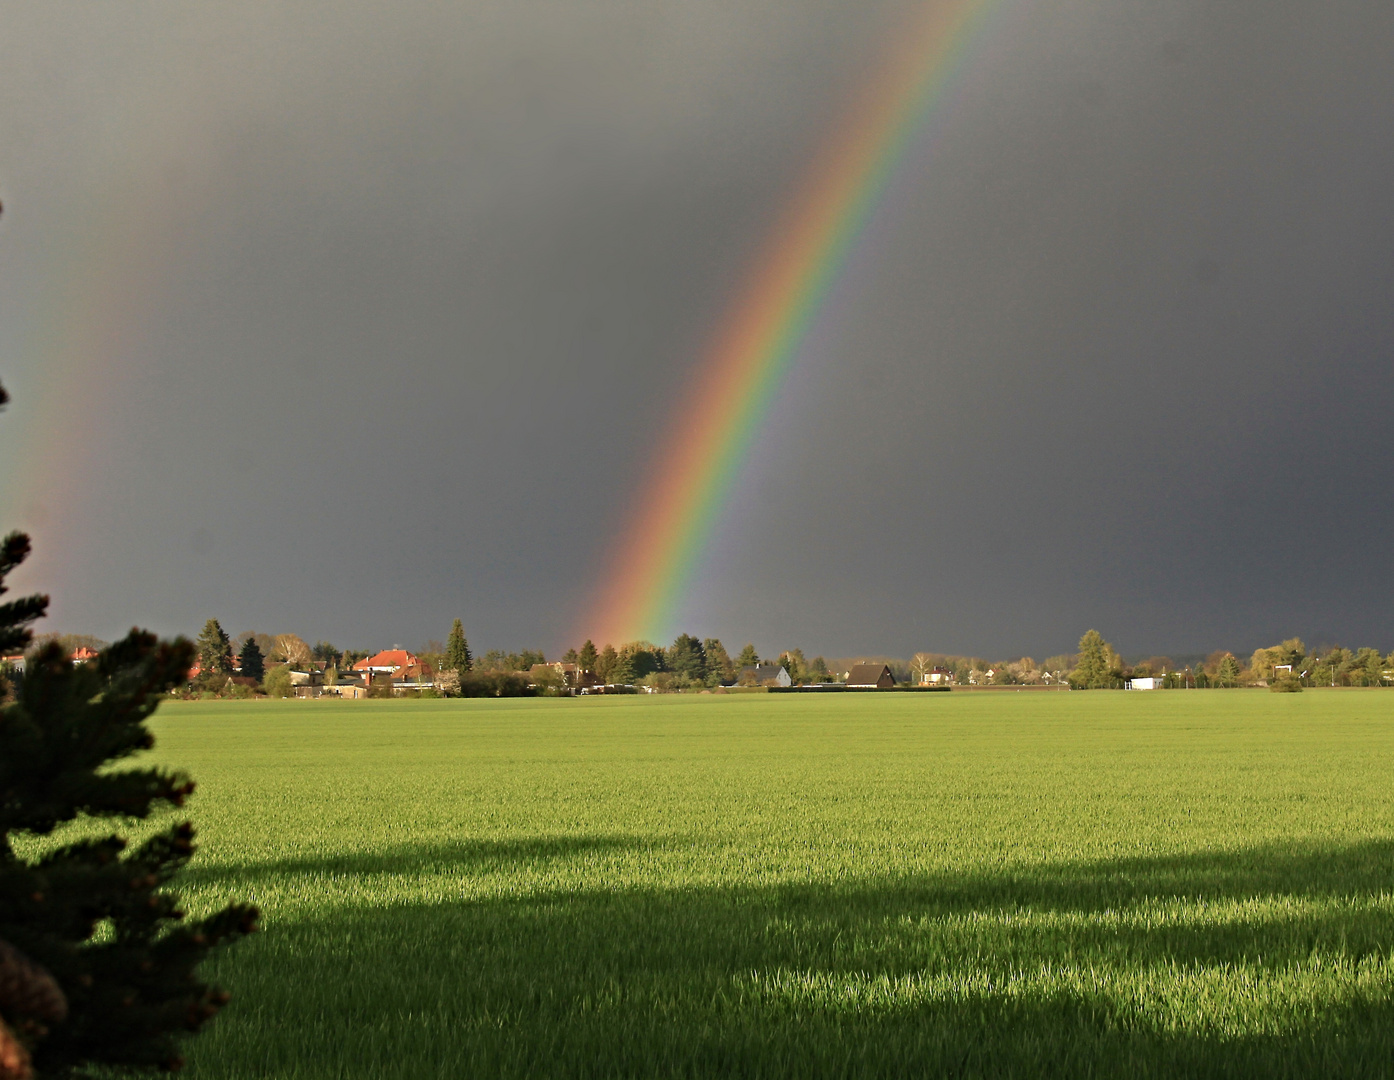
[739,663,791,687]
[921,667,953,685]
[353,649,420,675]
[846,663,895,689]
[528,662,598,690]
[71,646,100,665]
[352,649,432,688]
[1,655,24,674]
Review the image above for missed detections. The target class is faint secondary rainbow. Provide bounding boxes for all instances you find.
[586,0,1001,645]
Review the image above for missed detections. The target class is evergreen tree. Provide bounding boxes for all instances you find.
[0,384,257,1075]
[445,620,473,674]
[701,639,732,685]
[667,634,706,682]
[808,656,832,683]
[238,636,265,683]
[1216,653,1242,688]
[609,652,637,685]
[578,640,598,673]
[735,643,759,669]
[194,619,232,684]
[311,641,339,665]
[561,648,579,665]
[596,645,618,684]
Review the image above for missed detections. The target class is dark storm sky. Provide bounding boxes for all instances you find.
[0,0,1390,660]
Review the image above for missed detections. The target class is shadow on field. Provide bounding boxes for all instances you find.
[184,834,648,885]
[198,838,1394,1079]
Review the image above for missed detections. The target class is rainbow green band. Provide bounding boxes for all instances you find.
[588,0,997,645]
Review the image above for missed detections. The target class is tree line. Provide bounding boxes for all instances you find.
[152,621,855,697]
[21,621,1394,700]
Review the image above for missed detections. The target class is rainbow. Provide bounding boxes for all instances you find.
[0,171,188,599]
[586,0,1001,646]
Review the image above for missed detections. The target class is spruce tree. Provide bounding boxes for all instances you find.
[578,640,598,673]
[735,643,759,669]
[238,636,264,683]
[444,620,473,674]
[194,619,232,685]
[701,639,732,685]
[609,652,637,686]
[667,635,705,682]
[0,383,257,1076]
[596,645,618,684]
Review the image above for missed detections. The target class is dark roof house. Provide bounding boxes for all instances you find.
[846,663,895,689]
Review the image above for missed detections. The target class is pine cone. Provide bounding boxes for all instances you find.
[0,1018,31,1080]
[0,941,66,1025]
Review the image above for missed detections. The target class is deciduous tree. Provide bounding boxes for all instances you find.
[263,665,293,698]
[617,643,662,681]
[1069,630,1123,690]
[271,634,312,669]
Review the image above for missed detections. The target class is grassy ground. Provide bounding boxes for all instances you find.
[134,690,1394,1077]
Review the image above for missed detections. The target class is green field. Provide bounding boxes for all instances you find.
[136,691,1394,1077]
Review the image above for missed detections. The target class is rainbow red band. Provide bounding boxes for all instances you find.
[586,0,994,645]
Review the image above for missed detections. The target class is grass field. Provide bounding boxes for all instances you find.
[128,690,1394,1077]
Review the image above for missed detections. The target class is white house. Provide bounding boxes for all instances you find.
[739,663,791,687]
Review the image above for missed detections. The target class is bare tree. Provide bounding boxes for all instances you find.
[271,633,312,668]
[911,652,936,683]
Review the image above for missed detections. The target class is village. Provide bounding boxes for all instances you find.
[183,648,911,698]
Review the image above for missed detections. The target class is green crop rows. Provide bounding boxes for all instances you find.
[136,691,1394,1077]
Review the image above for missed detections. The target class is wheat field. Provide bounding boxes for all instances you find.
[141,690,1394,1077]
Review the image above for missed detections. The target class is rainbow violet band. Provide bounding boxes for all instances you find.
[586,0,996,645]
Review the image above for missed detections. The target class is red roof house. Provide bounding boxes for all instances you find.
[352,649,420,674]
